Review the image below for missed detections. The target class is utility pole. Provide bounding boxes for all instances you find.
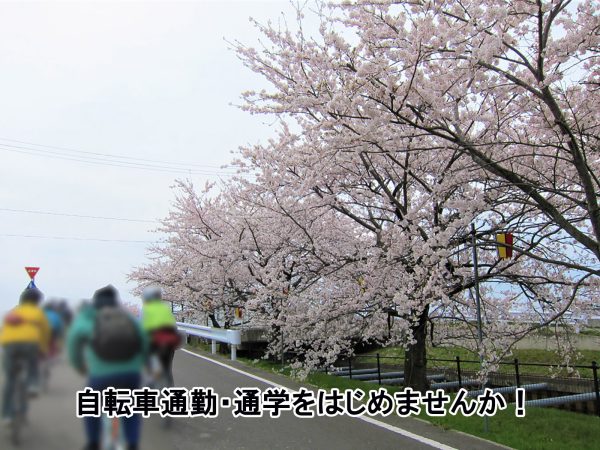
[471,223,489,432]
[471,224,484,351]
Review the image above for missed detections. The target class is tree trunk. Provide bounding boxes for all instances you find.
[208,313,221,328]
[403,306,430,392]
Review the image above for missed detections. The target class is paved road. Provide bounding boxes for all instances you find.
[1,349,511,450]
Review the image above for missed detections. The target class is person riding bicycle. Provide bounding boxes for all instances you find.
[67,285,148,450]
[141,286,180,387]
[56,299,73,327]
[43,302,65,358]
[0,287,51,425]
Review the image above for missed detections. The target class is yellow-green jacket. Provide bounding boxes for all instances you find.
[0,303,51,353]
[142,301,176,332]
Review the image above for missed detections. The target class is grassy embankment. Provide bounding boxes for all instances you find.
[187,342,600,450]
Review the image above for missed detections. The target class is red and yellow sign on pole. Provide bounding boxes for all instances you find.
[496,233,513,259]
[234,307,243,319]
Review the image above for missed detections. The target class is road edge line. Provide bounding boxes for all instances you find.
[180,348,458,450]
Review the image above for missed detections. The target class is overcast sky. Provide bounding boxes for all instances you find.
[0,0,300,313]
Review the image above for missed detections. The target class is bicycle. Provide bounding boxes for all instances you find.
[148,351,173,429]
[8,355,29,446]
[101,412,127,450]
[40,355,55,393]
[146,328,185,428]
[40,339,62,392]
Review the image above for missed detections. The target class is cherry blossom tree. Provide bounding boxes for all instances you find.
[230,0,599,387]
[133,0,599,390]
[131,179,374,359]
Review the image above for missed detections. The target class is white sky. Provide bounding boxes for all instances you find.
[0,0,301,313]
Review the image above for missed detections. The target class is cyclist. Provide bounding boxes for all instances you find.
[141,286,180,387]
[0,287,51,425]
[57,300,73,327]
[43,302,64,357]
[67,285,148,450]
[38,302,65,390]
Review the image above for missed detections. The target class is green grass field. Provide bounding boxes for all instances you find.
[423,404,600,450]
[223,351,600,450]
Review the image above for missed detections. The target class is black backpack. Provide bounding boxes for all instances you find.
[91,307,142,362]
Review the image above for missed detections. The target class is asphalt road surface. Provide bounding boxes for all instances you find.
[1,349,510,450]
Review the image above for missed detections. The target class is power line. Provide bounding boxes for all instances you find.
[0,144,238,176]
[0,207,158,223]
[0,233,156,244]
[0,136,236,170]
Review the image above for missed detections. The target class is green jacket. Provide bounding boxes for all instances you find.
[142,300,176,332]
[66,304,148,377]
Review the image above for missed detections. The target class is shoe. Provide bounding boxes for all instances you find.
[28,385,41,397]
[83,444,100,450]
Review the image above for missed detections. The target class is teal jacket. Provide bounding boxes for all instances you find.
[66,304,148,377]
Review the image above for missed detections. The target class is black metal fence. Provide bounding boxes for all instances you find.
[324,354,600,417]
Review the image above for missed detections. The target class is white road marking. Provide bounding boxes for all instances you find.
[181,349,458,450]
[182,348,290,389]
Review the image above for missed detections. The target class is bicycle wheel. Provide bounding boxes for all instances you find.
[40,359,50,393]
[10,360,27,446]
[148,350,174,429]
[155,374,173,429]
[10,412,21,446]
[101,415,126,450]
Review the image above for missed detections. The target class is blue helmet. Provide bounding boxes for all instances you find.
[20,287,43,304]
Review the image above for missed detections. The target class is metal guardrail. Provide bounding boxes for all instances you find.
[176,322,242,360]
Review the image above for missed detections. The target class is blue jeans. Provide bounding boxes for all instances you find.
[2,342,39,419]
[85,372,142,446]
